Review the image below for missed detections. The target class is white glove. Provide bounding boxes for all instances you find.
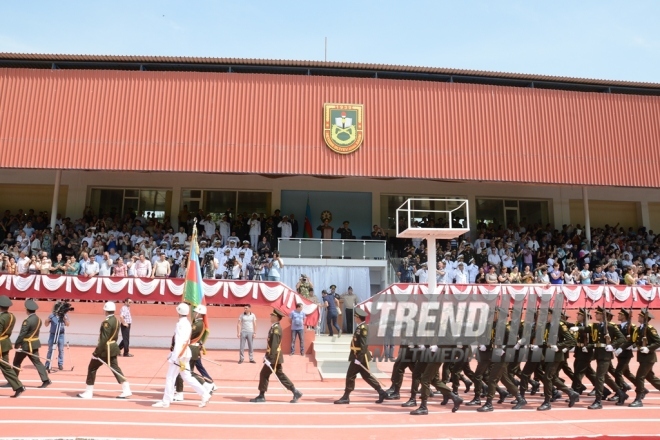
[408,345,415,349]
[517,339,524,345]
[530,345,539,352]
[614,348,623,356]
[354,359,362,365]
[570,326,579,332]
[551,345,559,352]
[456,344,463,349]
[430,345,438,353]
[627,345,633,351]
[582,346,588,353]
[514,343,521,350]
[562,348,568,353]
[605,345,614,352]
[640,347,650,354]
[167,352,176,362]
[493,348,504,356]
[263,358,271,366]
[479,345,487,352]
[569,347,575,353]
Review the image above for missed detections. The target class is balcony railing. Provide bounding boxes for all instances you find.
[277,238,386,260]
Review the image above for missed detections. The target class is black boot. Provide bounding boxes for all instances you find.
[588,399,602,410]
[477,398,494,412]
[642,388,649,398]
[249,393,265,403]
[451,393,463,413]
[497,387,509,404]
[290,389,303,403]
[10,387,25,398]
[616,390,629,406]
[530,380,540,395]
[512,394,527,410]
[622,382,631,391]
[461,375,473,394]
[440,393,450,406]
[537,399,551,411]
[480,381,488,397]
[386,388,401,400]
[375,389,388,404]
[465,396,481,406]
[567,390,579,408]
[334,393,350,404]
[550,389,561,402]
[401,396,417,407]
[628,395,643,408]
[410,399,428,415]
[602,388,612,400]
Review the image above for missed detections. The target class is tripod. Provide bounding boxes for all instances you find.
[46,318,65,373]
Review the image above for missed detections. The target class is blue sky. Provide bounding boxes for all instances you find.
[1,1,659,83]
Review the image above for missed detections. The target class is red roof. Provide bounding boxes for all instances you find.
[1,67,659,187]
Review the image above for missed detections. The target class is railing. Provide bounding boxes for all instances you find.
[277,238,386,260]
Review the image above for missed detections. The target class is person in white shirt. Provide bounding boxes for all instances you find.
[152,253,171,278]
[200,215,216,238]
[16,251,30,275]
[487,248,502,270]
[240,241,253,262]
[278,216,293,239]
[454,263,468,284]
[415,263,429,284]
[217,216,231,247]
[134,254,152,278]
[247,214,261,250]
[217,249,230,279]
[436,261,447,284]
[83,254,100,277]
[173,227,188,246]
[466,258,479,283]
[152,303,212,408]
[98,253,113,276]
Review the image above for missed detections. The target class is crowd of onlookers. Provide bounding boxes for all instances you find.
[395,219,660,286]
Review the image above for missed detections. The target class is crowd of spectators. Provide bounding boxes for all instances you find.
[0,206,299,281]
[396,219,660,286]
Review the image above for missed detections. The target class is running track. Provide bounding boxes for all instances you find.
[2,346,659,440]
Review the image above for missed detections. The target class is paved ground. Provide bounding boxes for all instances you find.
[1,345,659,440]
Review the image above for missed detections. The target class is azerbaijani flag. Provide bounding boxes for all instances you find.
[183,220,209,343]
[303,196,313,238]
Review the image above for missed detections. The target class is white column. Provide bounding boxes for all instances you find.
[171,186,182,229]
[50,170,62,230]
[582,186,591,245]
[639,201,650,230]
[427,236,437,295]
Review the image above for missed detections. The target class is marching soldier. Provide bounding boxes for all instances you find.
[570,308,599,395]
[558,311,576,385]
[384,343,416,400]
[0,295,25,397]
[409,345,463,415]
[77,301,132,399]
[535,309,580,411]
[628,308,660,407]
[334,308,388,404]
[607,308,636,398]
[478,308,525,412]
[587,306,627,409]
[250,309,302,403]
[173,304,215,402]
[12,299,51,388]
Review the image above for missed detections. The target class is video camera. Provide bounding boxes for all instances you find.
[54,301,74,320]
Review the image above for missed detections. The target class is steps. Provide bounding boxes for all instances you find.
[313,334,387,379]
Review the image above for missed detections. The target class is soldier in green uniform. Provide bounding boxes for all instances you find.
[586,306,627,409]
[0,295,25,397]
[12,299,51,388]
[570,308,597,394]
[607,308,636,399]
[628,308,660,407]
[409,345,463,415]
[77,301,132,399]
[536,309,580,411]
[557,311,576,386]
[478,308,526,412]
[250,309,302,403]
[383,343,416,400]
[334,307,388,404]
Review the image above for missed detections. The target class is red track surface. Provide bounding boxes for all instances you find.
[2,346,659,440]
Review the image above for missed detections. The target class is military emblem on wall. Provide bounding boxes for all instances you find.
[323,103,364,154]
[321,210,332,222]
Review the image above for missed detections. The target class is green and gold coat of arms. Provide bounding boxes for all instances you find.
[323,103,364,154]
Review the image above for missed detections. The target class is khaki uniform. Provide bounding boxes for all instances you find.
[13,313,50,383]
[0,311,23,391]
[343,322,381,393]
[631,323,660,397]
[85,315,125,385]
[590,321,625,400]
[258,322,294,392]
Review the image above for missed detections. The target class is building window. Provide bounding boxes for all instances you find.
[90,188,171,219]
[476,198,550,229]
[181,190,272,221]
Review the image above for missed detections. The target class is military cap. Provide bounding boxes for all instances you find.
[329,284,336,289]
[640,308,655,320]
[0,295,12,308]
[577,307,590,317]
[619,308,631,319]
[242,240,250,244]
[25,299,39,311]
[354,308,367,318]
[595,306,613,318]
[561,311,568,321]
[271,309,285,319]
[457,254,464,259]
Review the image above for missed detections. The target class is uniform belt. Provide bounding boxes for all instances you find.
[350,346,361,352]
[0,336,7,341]
[190,342,200,346]
[593,343,607,348]
[492,345,506,349]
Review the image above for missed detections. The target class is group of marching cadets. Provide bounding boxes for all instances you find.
[0,295,51,397]
[343,305,660,415]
